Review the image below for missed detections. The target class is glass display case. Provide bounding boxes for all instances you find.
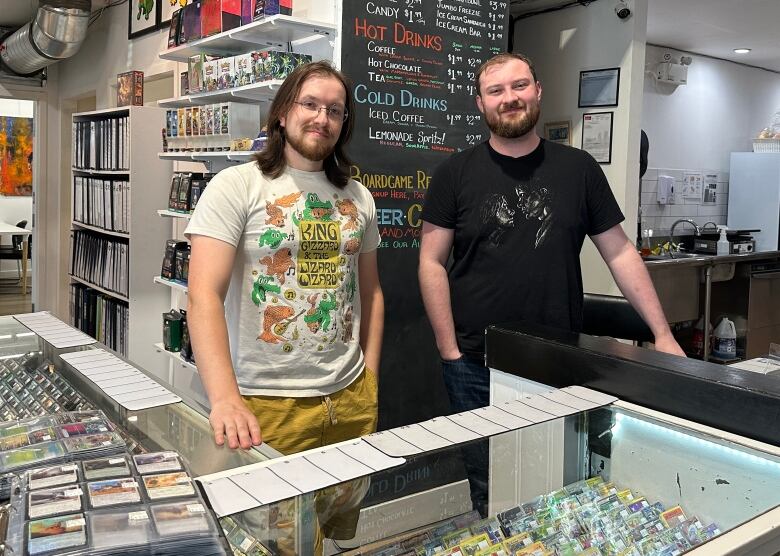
[0,315,279,554]
[212,400,780,555]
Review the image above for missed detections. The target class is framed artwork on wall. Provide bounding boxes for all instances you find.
[129,0,161,40]
[0,117,34,196]
[578,67,620,108]
[544,120,571,146]
[581,112,613,164]
[161,0,187,26]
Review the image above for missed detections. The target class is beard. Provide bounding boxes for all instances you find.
[285,125,337,162]
[485,100,541,139]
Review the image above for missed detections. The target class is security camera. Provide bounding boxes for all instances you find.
[615,1,631,19]
[679,56,693,66]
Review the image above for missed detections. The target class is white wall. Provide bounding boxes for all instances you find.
[513,0,648,295]
[643,44,780,173]
[0,99,35,275]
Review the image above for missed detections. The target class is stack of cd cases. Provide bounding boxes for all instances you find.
[5,450,229,555]
[0,411,125,501]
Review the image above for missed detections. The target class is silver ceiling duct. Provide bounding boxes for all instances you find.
[1,0,90,76]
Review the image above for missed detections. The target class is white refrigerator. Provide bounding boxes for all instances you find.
[729,152,780,252]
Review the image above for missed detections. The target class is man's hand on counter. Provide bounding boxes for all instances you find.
[209,398,263,450]
[653,333,687,358]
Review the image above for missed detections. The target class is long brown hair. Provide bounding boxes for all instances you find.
[254,61,355,188]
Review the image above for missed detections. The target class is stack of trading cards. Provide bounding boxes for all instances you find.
[4,449,229,555]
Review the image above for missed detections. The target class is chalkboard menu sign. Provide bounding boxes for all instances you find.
[341,0,508,428]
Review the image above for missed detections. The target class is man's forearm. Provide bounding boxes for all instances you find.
[419,259,460,357]
[188,293,243,404]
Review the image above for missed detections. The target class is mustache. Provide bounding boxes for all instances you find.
[304,124,331,137]
[499,100,526,113]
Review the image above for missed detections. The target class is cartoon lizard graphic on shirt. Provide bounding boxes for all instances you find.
[344,231,363,255]
[265,192,302,228]
[258,229,287,249]
[336,199,359,231]
[303,293,338,333]
[260,248,294,285]
[292,193,334,225]
[251,275,281,305]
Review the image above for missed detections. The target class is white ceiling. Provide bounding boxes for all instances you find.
[511,0,780,73]
[0,1,777,73]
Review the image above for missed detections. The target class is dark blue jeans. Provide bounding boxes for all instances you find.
[441,354,489,517]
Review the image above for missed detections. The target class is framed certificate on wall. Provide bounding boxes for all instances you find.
[578,68,620,108]
[581,112,613,164]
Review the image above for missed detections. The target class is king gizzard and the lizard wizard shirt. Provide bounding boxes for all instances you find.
[185,163,380,396]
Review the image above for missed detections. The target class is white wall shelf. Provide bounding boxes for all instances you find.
[154,276,189,294]
[69,275,130,303]
[157,80,283,108]
[157,209,192,219]
[158,151,256,162]
[158,15,335,62]
[154,342,197,372]
[70,106,171,370]
[71,221,130,239]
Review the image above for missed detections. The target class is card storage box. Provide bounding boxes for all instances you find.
[201,0,242,37]
[87,477,142,508]
[187,54,206,94]
[168,8,183,47]
[142,472,196,500]
[174,247,191,284]
[26,512,88,555]
[234,53,253,87]
[27,464,80,491]
[133,451,184,475]
[241,0,254,24]
[82,455,132,481]
[28,484,85,519]
[180,1,203,44]
[217,57,235,90]
[203,58,220,92]
[161,240,188,280]
[88,505,157,551]
[253,0,279,20]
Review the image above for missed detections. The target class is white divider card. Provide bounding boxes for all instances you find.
[448,411,509,437]
[60,349,181,410]
[519,394,579,417]
[496,400,557,424]
[469,406,533,430]
[229,467,301,506]
[562,385,618,406]
[387,424,453,452]
[13,311,95,348]
[198,477,259,518]
[267,457,341,493]
[364,430,424,457]
[304,448,375,482]
[419,417,481,444]
[337,440,407,472]
[541,389,602,411]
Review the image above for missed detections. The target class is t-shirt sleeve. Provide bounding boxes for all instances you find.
[421,159,457,229]
[584,154,625,236]
[184,167,249,246]
[360,184,380,253]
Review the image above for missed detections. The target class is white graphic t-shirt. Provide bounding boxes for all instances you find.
[185,163,380,396]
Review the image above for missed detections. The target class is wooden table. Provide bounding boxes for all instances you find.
[0,223,31,295]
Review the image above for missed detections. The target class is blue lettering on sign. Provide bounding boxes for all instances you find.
[354,84,396,106]
[377,209,404,225]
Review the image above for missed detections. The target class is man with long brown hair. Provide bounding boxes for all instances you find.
[185,61,384,460]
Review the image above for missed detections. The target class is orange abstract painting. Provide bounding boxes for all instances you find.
[0,117,33,196]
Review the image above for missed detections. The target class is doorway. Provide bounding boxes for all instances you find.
[0,98,35,314]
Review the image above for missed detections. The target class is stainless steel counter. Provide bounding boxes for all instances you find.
[644,250,780,267]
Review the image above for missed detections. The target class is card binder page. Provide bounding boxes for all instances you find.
[493,400,556,423]
[364,430,424,457]
[385,423,452,452]
[266,457,341,493]
[447,411,509,436]
[518,394,580,417]
[60,349,181,410]
[14,312,95,348]
[419,417,481,444]
[468,405,533,430]
[199,477,259,517]
[562,385,618,406]
[541,389,603,411]
[303,448,375,482]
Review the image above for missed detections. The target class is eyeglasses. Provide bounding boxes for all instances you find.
[294,100,348,122]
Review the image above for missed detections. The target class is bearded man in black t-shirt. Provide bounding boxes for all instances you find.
[418,53,684,515]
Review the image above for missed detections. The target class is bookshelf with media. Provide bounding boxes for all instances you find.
[70,107,171,376]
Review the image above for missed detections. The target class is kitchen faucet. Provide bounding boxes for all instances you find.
[668,219,701,257]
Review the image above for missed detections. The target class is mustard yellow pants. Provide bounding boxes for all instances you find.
[242,369,378,553]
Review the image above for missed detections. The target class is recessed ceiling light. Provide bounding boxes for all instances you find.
[733,48,751,54]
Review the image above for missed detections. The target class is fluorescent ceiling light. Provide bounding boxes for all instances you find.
[733,48,751,54]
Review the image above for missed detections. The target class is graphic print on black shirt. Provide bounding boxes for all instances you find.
[422,140,625,356]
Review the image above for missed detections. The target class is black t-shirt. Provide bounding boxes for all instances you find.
[422,139,624,357]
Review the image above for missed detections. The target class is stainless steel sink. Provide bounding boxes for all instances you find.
[643,252,707,261]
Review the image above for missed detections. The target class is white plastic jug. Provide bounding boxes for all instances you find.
[712,317,737,359]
